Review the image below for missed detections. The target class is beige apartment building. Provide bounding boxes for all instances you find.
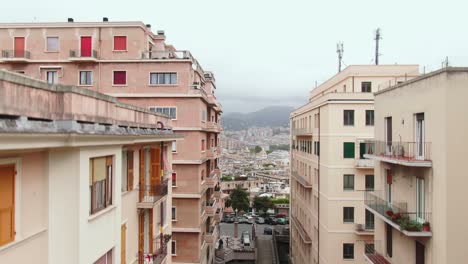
[290,65,420,264]
[0,19,222,264]
[0,70,181,264]
[362,67,468,264]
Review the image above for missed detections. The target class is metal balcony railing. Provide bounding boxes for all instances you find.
[1,50,30,59]
[291,128,311,136]
[138,235,169,264]
[139,179,169,204]
[364,241,390,264]
[364,140,431,162]
[69,49,98,58]
[141,50,192,60]
[365,191,431,233]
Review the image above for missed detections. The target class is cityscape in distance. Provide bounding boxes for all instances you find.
[0,1,467,264]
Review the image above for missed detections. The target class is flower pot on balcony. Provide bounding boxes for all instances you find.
[422,222,431,232]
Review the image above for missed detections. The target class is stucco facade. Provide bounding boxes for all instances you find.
[363,67,468,264]
[0,20,222,264]
[289,65,420,264]
[0,71,180,264]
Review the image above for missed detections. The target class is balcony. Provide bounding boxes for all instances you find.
[1,50,30,62]
[214,208,222,222]
[355,159,375,168]
[205,199,217,216]
[205,172,219,188]
[291,215,312,244]
[364,140,432,167]
[141,50,192,60]
[291,171,312,189]
[364,241,390,264]
[207,148,216,159]
[205,122,221,132]
[354,223,374,236]
[138,235,169,264]
[291,128,312,136]
[214,185,221,199]
[69,49,98,62]
[137,179,169,208]
[204,225,219,244]
[364,191,432,237]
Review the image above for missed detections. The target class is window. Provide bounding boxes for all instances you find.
[172,207,177,220]
[361,82,372,92]
[365,175,374,190]
[90,156,113,214]
[47,71,58,85]
[343,110,354,126]
[121,151,134,192]
[172,172,177,187]
[343,142,355,158]
[343,243,354,259]
[172,141,177,152]
[113,36,127,51]
[149,107,177,119]
[201,169,205,181]
[386,223,393,257]
[314,141,320,156]
[113,71,127,85]
[201,140,206,151]
[202,110,207,122]
[365,209,375,230]
[366,110,374,126]
[171,240,177,255]
[46,36,59,52]
[94,249,113,264]
[343,174,354,191]
[79,71,93,85]
[0,164,15,247]
[343,207,354,223]
[150,73,177,85]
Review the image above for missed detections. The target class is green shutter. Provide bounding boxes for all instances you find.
[360,143,366,159]
[344,142,355,158]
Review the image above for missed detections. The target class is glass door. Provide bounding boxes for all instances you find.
[415,113,425,160]
[416,178,425,223]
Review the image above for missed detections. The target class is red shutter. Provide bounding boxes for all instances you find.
[80,37,92,57]
[14,37,25,57]
[386,170,393,184]
[114,36,127,51]
[113,71,126,85]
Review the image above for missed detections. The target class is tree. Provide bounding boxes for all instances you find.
[229,186,250,213]
[225,198,232,208]
[253,196,274,215]
[254,146,262,154]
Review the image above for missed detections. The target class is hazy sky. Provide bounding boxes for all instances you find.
[2,0,467,113]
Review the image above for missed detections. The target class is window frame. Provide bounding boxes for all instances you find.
[171,240,177,256]
[46,70,58,85]
[172,206,177,221]
[365,174,374,191]
[149,106,177,120]
[113,35,127,51]
[90,156,114,215]
[343,243,354,259]
[343,110,355,126]
[112,70,127,86]
[45,36,60,52]
[343,174,355,191]
[172,141,177,153]
[79,70,93,86]
[361,81,372,93]
[343,207,354,223]
[172,172,177,187]
[149,72,178,85]
[366,110,375,126]
[343,142,355,159]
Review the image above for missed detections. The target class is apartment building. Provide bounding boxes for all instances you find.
[0,19,223,264]
[0,70,181,264]
[362,67,468,264]
[289,65,420,264]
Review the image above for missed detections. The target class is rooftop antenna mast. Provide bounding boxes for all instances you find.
[374,28,382,65]
[337,42,344,72]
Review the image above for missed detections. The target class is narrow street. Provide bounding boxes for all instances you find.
[256,235,274,264]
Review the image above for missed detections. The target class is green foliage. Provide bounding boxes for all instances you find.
[229,186,250,212]
[221,176,234,181]
[262,163,276,167]
[269,144,290,152]
[398,218,422,232]
[271,198,289,204]
[254,146,262,153]
[225,198,232,208]
[253,196,274,215]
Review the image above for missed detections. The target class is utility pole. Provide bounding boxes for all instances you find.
[374,28,382,65]
[337,42,344,72]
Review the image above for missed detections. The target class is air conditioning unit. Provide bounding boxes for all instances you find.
[192,84,201,90]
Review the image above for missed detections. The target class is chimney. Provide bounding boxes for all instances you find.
[145,24,151,28]
[103,17,109,22]
[67,18,74,22]
[157,30,165,36]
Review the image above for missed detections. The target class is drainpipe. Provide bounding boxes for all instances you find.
[317,106,321,263]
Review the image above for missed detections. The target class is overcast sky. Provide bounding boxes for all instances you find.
[2,0,467,113]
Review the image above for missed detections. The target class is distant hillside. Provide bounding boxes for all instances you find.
[222,106,294,130]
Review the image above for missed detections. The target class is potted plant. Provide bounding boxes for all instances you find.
[386,210,394,217]
[422,222,431,232]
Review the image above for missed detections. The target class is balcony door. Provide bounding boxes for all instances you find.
[416,241,425,264]
[385,117,392,154]
[14,37,25,57]
[386,170,392,207]
[80,36,92,57]
[415,113,425,160]
[0,164,15,247]
[416,178,425,223]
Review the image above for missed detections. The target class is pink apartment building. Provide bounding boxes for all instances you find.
[0,70,181,264]
[0,19,223,264]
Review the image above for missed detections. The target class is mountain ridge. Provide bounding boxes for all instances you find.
[222,105,294,130]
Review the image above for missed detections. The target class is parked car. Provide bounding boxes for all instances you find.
[263,227,273,235]
[239,217,251,224]
[226,217,235,223]
[266,217,278,225]
[255,217,265,224]
[277,218,287,225]
[242,231,251,246]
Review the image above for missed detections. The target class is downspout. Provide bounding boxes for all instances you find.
[98,27,102,92]
[317,106,321,263]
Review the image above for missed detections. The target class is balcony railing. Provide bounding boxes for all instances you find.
[206,172,219,188]
[365,191,432,236]
[138,179,169,208]
[69,49,98,59]
[364,241,390,264]
[214,208,222,222]
[138,235,169,264]
[291,170,312,188]
[354,223,374,235]
[1,50,31,60]
[291,128,312,136]
[205,199,217,216]
[364,140,432,166]
[204,225,219,244]
[141,50,192,60]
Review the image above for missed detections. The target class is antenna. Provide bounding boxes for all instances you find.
[374,28,382,65]
[336,42,344,72]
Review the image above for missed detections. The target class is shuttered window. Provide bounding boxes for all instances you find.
[0,164,15,246]
[113,36,127,51]
[46,37,59,52]
[90,156,113,214]
[343,142,355,158]
[113,71,127,85]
